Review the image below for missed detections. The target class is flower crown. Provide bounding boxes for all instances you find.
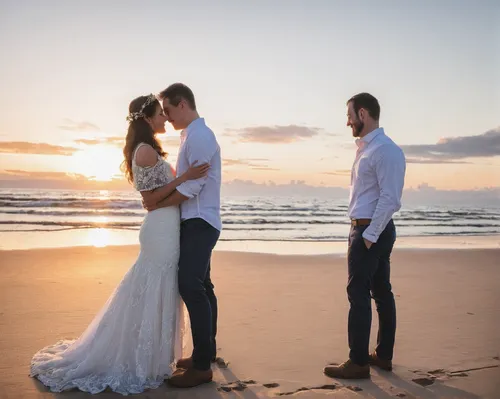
[126,94,157,122]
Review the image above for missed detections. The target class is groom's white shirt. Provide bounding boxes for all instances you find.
[348,127,406,243]
[175,117,222,231]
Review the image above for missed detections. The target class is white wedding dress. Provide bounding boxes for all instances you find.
[31,143,186,395]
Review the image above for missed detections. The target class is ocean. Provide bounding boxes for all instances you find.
[0,188,499,252]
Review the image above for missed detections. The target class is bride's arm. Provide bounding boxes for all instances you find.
[140,176,187,206]
[136,145,208,206]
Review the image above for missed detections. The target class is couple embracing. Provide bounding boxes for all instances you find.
[31,83,221,393]
[30,86,406,394]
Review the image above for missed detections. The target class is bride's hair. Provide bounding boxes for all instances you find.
[121,95,167,183]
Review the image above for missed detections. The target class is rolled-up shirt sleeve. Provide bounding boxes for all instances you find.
[176,131,218,199]
[363,146,406,243]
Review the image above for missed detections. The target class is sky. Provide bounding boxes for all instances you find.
[0,0,499,195]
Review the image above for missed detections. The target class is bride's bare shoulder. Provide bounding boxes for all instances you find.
[135,144,158,168]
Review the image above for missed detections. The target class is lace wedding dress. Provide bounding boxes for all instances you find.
[31,143,186,395]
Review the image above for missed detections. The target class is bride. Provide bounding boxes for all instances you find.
[30,94,208,395]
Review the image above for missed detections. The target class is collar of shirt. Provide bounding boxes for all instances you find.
[355,127,384,149]
[181,117,205,139]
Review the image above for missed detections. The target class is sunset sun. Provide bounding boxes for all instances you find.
[71,145,123,182]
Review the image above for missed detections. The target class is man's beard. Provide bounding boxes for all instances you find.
[352,120,364,137]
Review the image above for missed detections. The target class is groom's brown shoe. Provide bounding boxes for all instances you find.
[172,367,186,376]
[168,367,213,388]
[324,359,370,379]
[176,356,217,369]
[369,352,393,371]
[176,357,194,369]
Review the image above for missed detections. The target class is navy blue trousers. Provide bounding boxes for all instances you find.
[347,220,397,366]
[178,218,220,371]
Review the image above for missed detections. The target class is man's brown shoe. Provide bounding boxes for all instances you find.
[168,367,213,388]
[176,357,193,369]
[369,352,392,371]
[170,367,185,377]
[176,356,217,369]
[324,359,370,379]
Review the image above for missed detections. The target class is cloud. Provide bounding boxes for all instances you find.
[401,127,500,162]
[222,179,350,198]
[58,119,100,132]
[0,141,78,156]
[1,171,498,206]
[75,138,101,145]
[0,169,130,190]
[219,179,500,206]
[406,158,471,164]
[321,169,351,176]
[251,166,280,171]
[402,183,500,206]
[229,125,323,143]
[223,159,249,166]
[2,169,87,180]
[73,136,181,148]
[105,137,125,145]
[75,136,124,146]
[223,158,271,167]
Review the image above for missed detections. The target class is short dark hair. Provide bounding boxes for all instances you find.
[347,93,380,120]
[159,83,196,110]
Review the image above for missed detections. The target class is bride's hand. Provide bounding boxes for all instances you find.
[183,161,210,181]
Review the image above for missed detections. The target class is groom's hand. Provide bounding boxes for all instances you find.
[363,238,373,250]
[142,196,156,209]
[142,198,159,212]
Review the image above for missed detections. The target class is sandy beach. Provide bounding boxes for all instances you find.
[0,245,499,398]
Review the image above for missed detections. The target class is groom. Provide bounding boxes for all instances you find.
[145,83,222,388]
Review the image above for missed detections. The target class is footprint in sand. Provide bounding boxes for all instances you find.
[219,380,275,394]
[218,381,247,392]
[428,368,445,375]
[412,377,435,387]
[449,372,469,377]
[276,384,340,396]
[263,382,280,388]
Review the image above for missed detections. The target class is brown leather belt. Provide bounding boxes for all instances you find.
[351,218,371,226]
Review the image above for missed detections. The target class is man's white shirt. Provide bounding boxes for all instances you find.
[348,127,406,243]
[176,118,222,231]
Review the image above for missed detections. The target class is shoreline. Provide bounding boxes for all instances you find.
[1,231,499,254]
